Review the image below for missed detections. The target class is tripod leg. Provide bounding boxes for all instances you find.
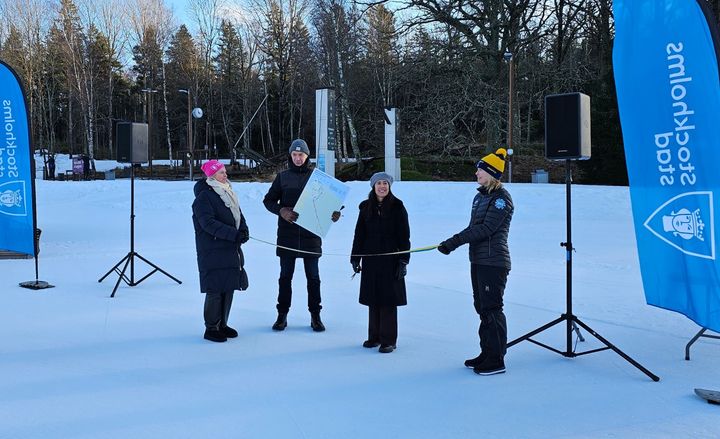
[507,315,565,348]
[573,317,659,381]
[110,256,132,298]
[98,253,130,282]
[133,252,182,284]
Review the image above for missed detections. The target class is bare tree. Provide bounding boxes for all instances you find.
[5,0,52,147]
[214,16,262,153]
[95,0,130,158]
[251,0,310,150]
[312,0,362,164]
[189,0,224,68]
[55,0,94,157]
[188,0,226,153]
[365,4,398,106]
[129,0,175,162]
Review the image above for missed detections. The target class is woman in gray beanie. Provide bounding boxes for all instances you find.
[350,172,410,353]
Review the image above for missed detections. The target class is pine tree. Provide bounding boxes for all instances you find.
[165,25,200,151]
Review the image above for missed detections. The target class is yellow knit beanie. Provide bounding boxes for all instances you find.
[476,148,507,179]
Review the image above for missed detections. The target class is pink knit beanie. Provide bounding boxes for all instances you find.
[201,160,224,177]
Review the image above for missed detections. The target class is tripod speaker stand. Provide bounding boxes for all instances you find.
[99,125,182,297]
[507,160,659,381]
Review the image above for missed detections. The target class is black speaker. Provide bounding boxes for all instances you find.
[116,122,148,163]
[545,92,591,160]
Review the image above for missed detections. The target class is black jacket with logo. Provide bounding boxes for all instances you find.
[444,186,513,269]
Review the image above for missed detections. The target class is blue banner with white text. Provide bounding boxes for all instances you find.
[613,0,720,332]
[0,60,35,256]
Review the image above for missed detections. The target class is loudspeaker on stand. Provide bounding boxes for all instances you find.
[116,122,149,164]
[545,92,591,160]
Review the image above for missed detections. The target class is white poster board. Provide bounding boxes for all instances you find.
[294,168,349,238]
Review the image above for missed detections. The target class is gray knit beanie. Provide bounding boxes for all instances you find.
[370,172,393,188]
[289,139,310,155]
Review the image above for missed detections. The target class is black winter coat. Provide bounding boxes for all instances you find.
[262,160,321,258]
[192,179,249,293]
[351,196,411,307]
[444,185,513,269]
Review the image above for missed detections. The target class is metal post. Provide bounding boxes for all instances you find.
[130,164,135,282]
[504,51,514,183]
[188,92,192,152]
[565,160,572,352]
[141,88,157,176]
[179,89,192,158]
[179,89,193,179]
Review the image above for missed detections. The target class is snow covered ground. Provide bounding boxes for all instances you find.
[1,170,718,438]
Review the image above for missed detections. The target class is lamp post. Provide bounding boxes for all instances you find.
[178,88,192,155]
[504,51,514,183]
[507,148,514,183]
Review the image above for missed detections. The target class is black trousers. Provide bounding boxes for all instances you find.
[368,306,398,346]
[471,264,509,360]
[204,291,234,330]
[277,256,321,314]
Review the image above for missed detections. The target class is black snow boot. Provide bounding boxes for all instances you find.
[378,344,396,353]
[221,326,238,338]
[473,357,505,376]
[272,312,288,331]
[464,352,486,368]
[310,312,325,332]
[204,328,227,343]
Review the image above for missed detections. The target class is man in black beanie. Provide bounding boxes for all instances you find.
[263,139,341,332]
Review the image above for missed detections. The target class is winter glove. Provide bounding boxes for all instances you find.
[395,261,408,280]
[236,229,249,244]
[280,207,299,223]
[331,210,341,222]
[438,235,460,255]
[351,260,362,274]
[437,242,452,255]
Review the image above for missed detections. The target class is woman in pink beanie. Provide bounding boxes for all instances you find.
[192,160,250,342]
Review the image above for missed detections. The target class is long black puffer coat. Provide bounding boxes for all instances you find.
[350,194,411,307]
[192,179,249,293]
[262,159,321,258]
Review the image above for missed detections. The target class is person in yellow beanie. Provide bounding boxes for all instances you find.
[437,148,514,375]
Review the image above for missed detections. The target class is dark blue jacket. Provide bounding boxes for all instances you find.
[192,179,249,293]
[262,160,321,258]
[444,185,513,269]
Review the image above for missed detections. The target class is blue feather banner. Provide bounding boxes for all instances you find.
[613,0,720,331]
[0,60,36,256]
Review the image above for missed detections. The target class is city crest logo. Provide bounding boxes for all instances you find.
[644,191,715,260]
[0,180,27,217]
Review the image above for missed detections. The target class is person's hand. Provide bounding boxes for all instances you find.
[331,211,341,222]
[236,229,249,244]
[351,261,361,274]
[395,261,408,279]
[437,242,451,255]
[280,207,299,223]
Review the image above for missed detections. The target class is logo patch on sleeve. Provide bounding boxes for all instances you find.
[494,198,506,210]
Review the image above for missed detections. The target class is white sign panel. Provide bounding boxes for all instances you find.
[294,168,349,238]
